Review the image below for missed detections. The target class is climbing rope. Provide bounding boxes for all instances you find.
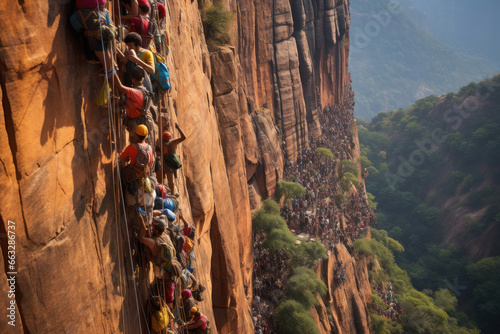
[95,3,149,332]
[89,2,209,333]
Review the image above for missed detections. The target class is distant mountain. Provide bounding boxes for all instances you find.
[404,0,500,65]
[350,0,500,120]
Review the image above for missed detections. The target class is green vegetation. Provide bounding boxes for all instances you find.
[339,159,359,177]
[350,0,499,120]
[354,229,479,333]
[275,300,320,334]
[253,199,328,333]
[201,3,233,48]
[370,313,403,334]
[466,257,500,333]
[276,180,306,201]
[285,267,327,307]
[316,147,334,159]
[358,76,500,332]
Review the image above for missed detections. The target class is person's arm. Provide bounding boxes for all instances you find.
[187,318,205,330]
[170,123,187,149]
[121,0,139,21]
[112,73,129,94]
[179,213,189,230]
[127,49,155,75]
[138,227,156,251]
[119,145,133,166]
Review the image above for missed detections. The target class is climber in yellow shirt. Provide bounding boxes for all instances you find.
[117,32,155,91]
[151,296,176,333]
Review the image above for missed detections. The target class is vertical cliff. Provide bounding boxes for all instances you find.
[0,0,371,333]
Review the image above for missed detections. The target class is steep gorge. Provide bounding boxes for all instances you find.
[0,0,371,333]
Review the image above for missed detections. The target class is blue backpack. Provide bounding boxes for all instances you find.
[152,52,171,92]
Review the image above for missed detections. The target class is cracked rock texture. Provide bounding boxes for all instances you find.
[0,0,366,333]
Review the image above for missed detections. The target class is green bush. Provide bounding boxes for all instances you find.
[372,293,388,311]
[316,147,334,159]
[261,198,280,215]
[370,313,403,334]
[367,192,378,210]
[340,159,359,177]
[201,3,233,48]
[285,267,327,307]
[298,240,328,266]
[264,228,297,254]
[343,172,360,190]
[253,210,287,235]
[276,180,306,201]
[276,300,320,334]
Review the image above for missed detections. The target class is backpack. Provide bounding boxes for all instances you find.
[132,144,151,168]
[135,87,155,117]
[156,236,176,272]
[164,150,182,170]
[132,143,152,178]
[137,16,158,48]
[151,52,171,92]
[77,9,117,42]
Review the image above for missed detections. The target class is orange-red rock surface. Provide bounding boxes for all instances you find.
[0,0,369,333]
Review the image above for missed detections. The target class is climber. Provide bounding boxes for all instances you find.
[139,217,179,308]
[179,212,196,239]
[160,123,186,192]
[150,295,176,334]
[112,69,157,147]
[128,2,154,47]
[181,289,197,322]
[181,269,205,301]
[70,0,116,75]
[117,32,155,92]
[181,307,209,334]
[119,0,139,23]
[120,124,154,171]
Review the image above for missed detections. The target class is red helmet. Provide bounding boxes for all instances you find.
[163,131,172,141]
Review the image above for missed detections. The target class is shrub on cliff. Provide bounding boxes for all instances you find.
[341,172,360,191]
[370,313,403,334]
[316,147,334,160]
[285,267,327,308]
[276,300,320,334]
[201,3,233,48]
[276,180,306,201]
[253,210,286,235]
[340,159,359,177]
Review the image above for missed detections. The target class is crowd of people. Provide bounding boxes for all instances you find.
[252,83,380,332]
[373,282,403,321]
[252,234,288,333]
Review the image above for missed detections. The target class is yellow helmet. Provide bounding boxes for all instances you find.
[190,307,199,313]
[135,124,148,136]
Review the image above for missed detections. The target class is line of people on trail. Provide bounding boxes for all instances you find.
[334,260,347,288]
[373,282,402,322]
[71,1,211,333]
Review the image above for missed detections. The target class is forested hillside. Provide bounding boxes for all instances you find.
[349,0,499,120]
[358,75,500,333]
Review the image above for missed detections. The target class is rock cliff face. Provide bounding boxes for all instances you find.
[0,0,368,333]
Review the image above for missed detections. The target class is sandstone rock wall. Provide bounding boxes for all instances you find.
[0,0,364,333]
